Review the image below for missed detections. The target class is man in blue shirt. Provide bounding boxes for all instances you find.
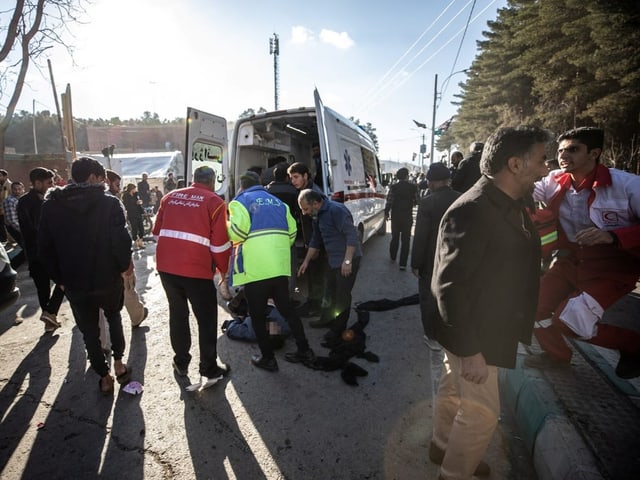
[297,189,362,342]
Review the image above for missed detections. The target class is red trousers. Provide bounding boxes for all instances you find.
[535,247,640,362]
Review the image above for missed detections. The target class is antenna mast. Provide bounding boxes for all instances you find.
[269,33,280,110]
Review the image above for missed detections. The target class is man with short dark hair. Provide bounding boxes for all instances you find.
[38,158,134,395]
[430,126,551,479]
[0,169,11,242]
[287,161,327,318]
[451,142,484,193]
[384,167,419,270]
[449,151,463,177]
[154,166,232,387]
[298,188,362,342]
[229,171,314,372]
[137,172,151,208]
[18,168,65,332]
[525,127,640,378]
[411,163,460,350]
[163,172,176,194]
[4,181,24,246]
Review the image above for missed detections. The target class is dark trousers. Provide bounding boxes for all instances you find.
[326,257,360,334]
[129,215,145,241]
[244,276,310,359]
[390,216,413,267]
[28,259,65,314]
[418,269,438,339]
[66,281,125,378]
[6,224,22,247]
[159,272,220,377]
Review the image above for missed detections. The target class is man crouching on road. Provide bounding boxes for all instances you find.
[153,166,231,386]
[228,171,314,372]
[430,126,552,479]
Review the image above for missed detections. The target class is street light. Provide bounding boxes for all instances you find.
[430,69,468,164]
[412,119,428,171]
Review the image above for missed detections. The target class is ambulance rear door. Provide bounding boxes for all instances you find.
[185,107,228,198]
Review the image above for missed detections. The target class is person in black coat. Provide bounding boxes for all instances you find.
[410,163,460,350]
[429,126,552,479]
[17,167,65,332]
[39,157,134,396]
[451,141,483,193]
[384,167,419,270]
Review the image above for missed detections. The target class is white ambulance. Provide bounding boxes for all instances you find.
[184,89,387,243]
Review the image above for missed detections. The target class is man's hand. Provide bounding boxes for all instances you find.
[297,261,309,277]
[460,352,488,384]
[340,262,352,277]
[412,267,419,278]
[575,227,615,246]
[122,259,134,277]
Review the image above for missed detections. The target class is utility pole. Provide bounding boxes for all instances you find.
[269,33,280,110]
[430,74,438,167]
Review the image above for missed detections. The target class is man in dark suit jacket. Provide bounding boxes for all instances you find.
[451,141,483,193]
[429,126,552,479]
[410,162,461,350]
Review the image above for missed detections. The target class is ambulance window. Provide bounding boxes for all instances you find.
[191,141,223,184]
[362,147,377,187]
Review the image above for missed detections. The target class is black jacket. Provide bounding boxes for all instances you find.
[385,180,418,219]
[432,176,540,368]
[451,151,481,193]
[411,186,461,274]
[38,183,132,292]
[17,189,44,262]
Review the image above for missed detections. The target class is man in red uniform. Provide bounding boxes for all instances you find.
[525,127,640,378]
[153,166,232,386]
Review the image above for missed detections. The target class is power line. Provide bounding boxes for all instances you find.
[439,0,477,107]
[359,0,473,113]
[359,0,498,113]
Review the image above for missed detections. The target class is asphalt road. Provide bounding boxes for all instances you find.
[0,227,535,479]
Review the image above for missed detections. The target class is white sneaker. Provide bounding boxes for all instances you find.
[423,335,442,351]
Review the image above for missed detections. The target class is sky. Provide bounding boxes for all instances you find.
[5,0,508,163]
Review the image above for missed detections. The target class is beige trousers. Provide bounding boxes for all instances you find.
[123,272,145,324]
[432,350,499,480]
[99,273,145,350]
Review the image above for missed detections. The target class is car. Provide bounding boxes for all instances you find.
[0,243,20,312]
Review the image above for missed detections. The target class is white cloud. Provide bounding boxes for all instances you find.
[291,26,314,45]
[319,29,354,49]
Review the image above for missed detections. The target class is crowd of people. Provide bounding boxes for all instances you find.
[2,124,638,480]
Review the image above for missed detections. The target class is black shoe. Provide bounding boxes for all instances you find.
[251,355,278,372]
[284,349,315,364]
[616,352,640,379]
[523,352,570,370]
[206,362,231,379]
[428,441,490,476]
[172,360,189,377]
